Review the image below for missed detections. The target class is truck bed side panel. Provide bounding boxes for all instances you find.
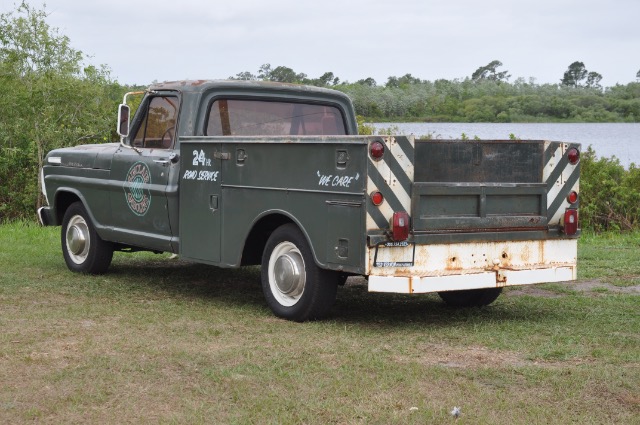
[179,137,368,273]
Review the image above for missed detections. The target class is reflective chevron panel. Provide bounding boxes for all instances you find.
[366,136,415,229]
[543,141,581,226]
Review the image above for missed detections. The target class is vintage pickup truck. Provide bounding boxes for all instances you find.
[38,80,581,321]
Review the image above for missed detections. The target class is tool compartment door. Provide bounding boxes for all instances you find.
[178,141,223,263]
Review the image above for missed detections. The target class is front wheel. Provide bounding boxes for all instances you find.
[438,287,503,308]
[61,202,113,274]
[261,224,338,321]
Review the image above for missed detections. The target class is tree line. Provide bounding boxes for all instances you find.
[231,61,640,123]
[1,2,639,230]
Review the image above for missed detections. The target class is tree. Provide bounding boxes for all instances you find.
[257,63,272,80]
[386,74,422,88]
[356,77,376,87]
[230,71,256,80]
[386,76,400,88]
[471,60,510,82]
[636,69,640,82]
[561,61,588,87]
[256,64,307,83]
[0,1,120,219]
[585,71,603,89]
[314,71,333,86]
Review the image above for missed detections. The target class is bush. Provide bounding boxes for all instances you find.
[579,147,640,231]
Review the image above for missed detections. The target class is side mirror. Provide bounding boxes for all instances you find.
[117,104,130,138]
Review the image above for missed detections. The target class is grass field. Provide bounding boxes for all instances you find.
[1,223,638,424]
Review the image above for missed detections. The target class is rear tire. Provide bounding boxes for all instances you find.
[61,202,113,274]
[261,224,338,321]
[438,287,502,308]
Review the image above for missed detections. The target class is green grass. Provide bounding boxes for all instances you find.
[1,223,639,424]
[578,231,640,286]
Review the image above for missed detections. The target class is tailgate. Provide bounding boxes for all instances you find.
[412,141,547,232]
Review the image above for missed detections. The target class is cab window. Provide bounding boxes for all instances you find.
[132,96,179,149]
[206,99,346,136]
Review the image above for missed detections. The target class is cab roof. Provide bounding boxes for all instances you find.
[149,79,351,100]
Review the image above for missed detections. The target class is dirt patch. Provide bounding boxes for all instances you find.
[506,280,640,297]
[506,287,562,298]
[396,344,529,369]
[395,343,605,370]
[567,280,640,294]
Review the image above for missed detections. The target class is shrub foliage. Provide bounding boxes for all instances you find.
[579,148,640,231]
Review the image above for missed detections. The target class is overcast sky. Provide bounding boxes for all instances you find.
[2,0,638,87]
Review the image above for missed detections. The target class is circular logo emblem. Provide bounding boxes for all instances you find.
[123,161,152,216]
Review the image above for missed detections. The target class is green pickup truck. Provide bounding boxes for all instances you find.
[38,80,581,321]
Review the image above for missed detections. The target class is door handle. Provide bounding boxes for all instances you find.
[153,159,169,166]
[209,195,219,212]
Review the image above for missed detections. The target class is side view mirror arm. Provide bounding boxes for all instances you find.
[117,90,148,154]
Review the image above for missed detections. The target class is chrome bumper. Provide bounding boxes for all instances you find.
[37,206,54,226]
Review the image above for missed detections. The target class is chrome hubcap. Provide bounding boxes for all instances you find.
[274,252,304,297]
[268,242,306,306]
[66,215,90,264]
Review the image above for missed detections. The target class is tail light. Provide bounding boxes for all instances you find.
[392,211,410,241]
[563,209,579,236]
[370,191,384,206]
[370,141,385,160]
[567,191,579,204]
[567,147,580,165]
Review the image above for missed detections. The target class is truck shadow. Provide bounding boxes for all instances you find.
[109,258,555,327]
[331,277,557,327]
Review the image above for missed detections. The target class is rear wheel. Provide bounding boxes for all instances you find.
[61,202,113,274]
[261,224,338,321]
[438,287,502,308]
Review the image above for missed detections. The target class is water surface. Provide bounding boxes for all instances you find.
[373,123,640,167]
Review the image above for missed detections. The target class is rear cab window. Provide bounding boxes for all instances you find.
[206,99,347,136]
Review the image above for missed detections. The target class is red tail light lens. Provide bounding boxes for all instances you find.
[567,191,579,204]
[563,209,579,235]
[392,211,410,241]
[567,148,580,165]
[370,191,384,206]
[370,141,385,160]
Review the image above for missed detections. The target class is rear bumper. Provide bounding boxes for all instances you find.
[37,206,54,226]
[366,239,577,294]
[369,266,576,294]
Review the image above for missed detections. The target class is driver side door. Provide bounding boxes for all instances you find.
[109,94,180,252]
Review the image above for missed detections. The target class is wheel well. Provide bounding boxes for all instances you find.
[54,191,82,224]
[240,214,294,266]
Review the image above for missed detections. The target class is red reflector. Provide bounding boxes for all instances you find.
[370,141,385,160]
[567,148,580,165]
[371,191,384,206]
[392,211,410,241]
[563,209,579,235]
[567,191,579,204]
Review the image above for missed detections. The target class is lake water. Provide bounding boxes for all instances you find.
[372,123,640,168]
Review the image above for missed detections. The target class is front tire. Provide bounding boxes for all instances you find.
[438,287,503,308]
[261,224,338,321]
[61,202,113,274]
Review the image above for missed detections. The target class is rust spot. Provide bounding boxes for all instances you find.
[499,250,512,268]
[447,255,461,270]
[520,244,531,263]
[391,268,413,277]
